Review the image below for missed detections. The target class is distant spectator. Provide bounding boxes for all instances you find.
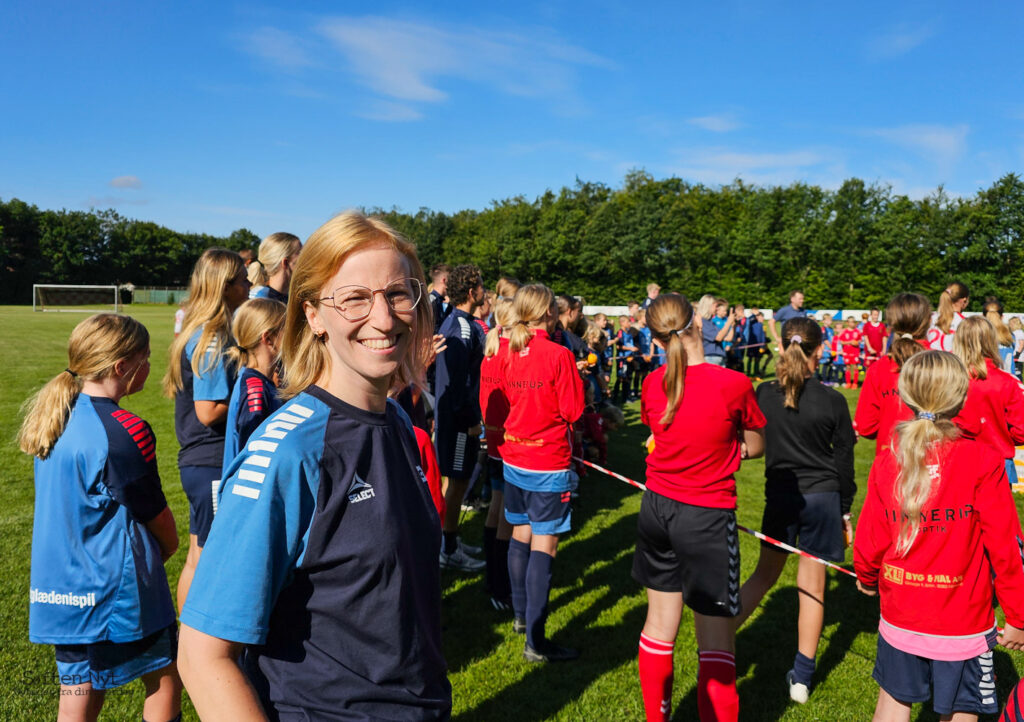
[698,294,733,366]
[238,248,255,267]
[174,300,186,337]
[640,283,661,310]
[768,290,806,350]
[429,264,452,333]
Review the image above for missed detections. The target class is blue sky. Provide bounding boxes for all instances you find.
[2,1,1022,240]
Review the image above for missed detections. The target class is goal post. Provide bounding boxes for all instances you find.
[32,284,121,313]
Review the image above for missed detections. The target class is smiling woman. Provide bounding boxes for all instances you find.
[177,211,452,721]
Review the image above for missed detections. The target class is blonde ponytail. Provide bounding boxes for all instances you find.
[225,297,287,371]
[776,317,822,409]
[892,350,968,555]
[646,293,694,425]
[508,285,554,354]
[952,315,1000,380]
[936,282,969,334]
[19,314,149,459]
[484,296,517,358]
[885,293,932,369]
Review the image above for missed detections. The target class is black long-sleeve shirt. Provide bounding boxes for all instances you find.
[755,378,857,514]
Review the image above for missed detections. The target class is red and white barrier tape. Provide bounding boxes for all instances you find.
[573,456,857,579]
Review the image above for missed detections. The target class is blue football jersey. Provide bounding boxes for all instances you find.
[435,308,485,429]
[29,395,174,644]
[252,285,288,304]
[174,327,235,468]
[222,367,280,477]
[181,387,451,719]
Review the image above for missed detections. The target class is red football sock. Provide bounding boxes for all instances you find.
[844,368,852,385]
[638,632,674,721]
[697,650,737,722]
[852,368,860,386]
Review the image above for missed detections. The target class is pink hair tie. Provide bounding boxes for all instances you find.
[790,334,803,344]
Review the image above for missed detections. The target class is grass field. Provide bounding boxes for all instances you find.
[2,304,1023,721]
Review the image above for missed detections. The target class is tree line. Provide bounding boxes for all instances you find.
[3,171,1023,308]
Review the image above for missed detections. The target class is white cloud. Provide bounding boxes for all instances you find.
[666,147,833,186]
[315,16,613,112]
[355,100,424,122]
[867,123,969,167]
[687,113,742,133]
[109,175,142,189]
[243,27,314,70]
[865,22,937,60]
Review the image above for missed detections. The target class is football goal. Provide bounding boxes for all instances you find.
[32,284,122,312]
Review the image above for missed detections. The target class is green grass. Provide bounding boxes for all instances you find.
[1,304,1022,721]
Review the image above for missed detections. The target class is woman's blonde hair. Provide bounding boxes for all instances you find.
[892,350,969,555]
[280,211,430,399]
[984,302,1013,347]
[647,293,695,425]
[1009,316,1023,333]
[508,284,555,353]
[936,281,969,334]
[484,296,518,358]
[247,232,301,287]
[163,248,245,396]
[19,314,149,459]
[885,293,932,369]
[952,315,1001,380]
[225,298,287,371]
[695,293,717,320]
[776,317,823,409]
[495,276,521,300]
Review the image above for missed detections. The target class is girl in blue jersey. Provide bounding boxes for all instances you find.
[221,297,287,475]
[247,231,301,304]
[163,248,249,611]
[19,313,181,722]
[179,211,451,720]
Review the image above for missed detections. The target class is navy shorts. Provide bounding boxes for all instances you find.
[435,427,480,479]
[873,634,998,716]
[487,457,506,493]
[632,491,741,618]
[55,624,177,691]
[503,482,572,535]
[180,464,220,546]
[761,491,845,562]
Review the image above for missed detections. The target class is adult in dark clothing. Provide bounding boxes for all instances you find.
[640,283,660,310]
[426,263,451,394]
[768,290,807,350]
[434,264,487,571]
[734,316,855,705]
[745,310,770,378]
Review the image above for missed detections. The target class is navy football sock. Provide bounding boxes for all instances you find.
[792,651,815,686]
[483,525,497,593]
[525,550,554,649]
[493,538,511,598]
[508,539,530,621]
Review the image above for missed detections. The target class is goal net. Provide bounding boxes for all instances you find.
[33,284,121,312]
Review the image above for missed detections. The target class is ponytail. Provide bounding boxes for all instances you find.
[885,293,932,369]
[484,296,517,358]
[225,297,287,371]
[19,314,149,459]
[936,281,968,334]
[775,317,822,409]
[247,258,267,287]
[646,293,695,425]
[508,285,554,354]
[892,351,968,555]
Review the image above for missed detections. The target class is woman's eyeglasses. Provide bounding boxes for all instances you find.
[320,278,423,321]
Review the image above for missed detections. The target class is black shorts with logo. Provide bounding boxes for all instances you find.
[632,490,741,617]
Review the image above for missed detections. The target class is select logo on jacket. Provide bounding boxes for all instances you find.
[348,475,375,504]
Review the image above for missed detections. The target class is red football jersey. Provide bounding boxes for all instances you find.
[954,358,1024,459]
[641,364,765,509]
[854,438,1024,637]
[501,329,584,471]
[479,338,511,459]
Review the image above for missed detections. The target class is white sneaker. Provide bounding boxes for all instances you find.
[787,670,809,704]
[440,545,485,572]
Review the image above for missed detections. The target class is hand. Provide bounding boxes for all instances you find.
[999,623,1024,651]
[856,580,877,597]
[843,517,854,547]
[426,334,447,365]
[467,424,483,437]
[740,441,749,459]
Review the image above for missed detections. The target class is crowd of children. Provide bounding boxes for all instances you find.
[21,230,1024,722]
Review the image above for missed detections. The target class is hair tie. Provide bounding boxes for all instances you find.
[917,411,936,421]
[790,334,803,344]
[900,333,913,340]
[674,313,694,336]
[495,325,503,334]
[64,368,78,378]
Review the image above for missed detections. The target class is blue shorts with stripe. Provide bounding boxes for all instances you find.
[873,633,998,716]
[502,463,574,535]
[55,624,177,691]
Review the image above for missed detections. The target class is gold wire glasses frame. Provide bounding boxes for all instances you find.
[319,278,424,321]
